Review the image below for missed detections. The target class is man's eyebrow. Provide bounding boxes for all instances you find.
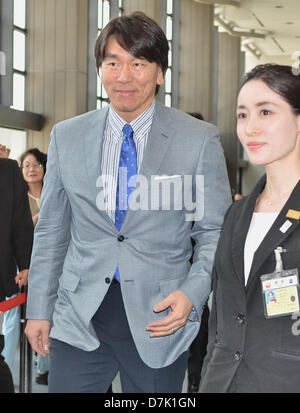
[103,53,119,59]
[103,53,148,61]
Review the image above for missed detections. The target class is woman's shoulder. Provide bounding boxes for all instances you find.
[223,195,250,222]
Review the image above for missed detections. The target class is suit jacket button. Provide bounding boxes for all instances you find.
[105,277,111,284]
[236,314,245,324]
[118,235,125,242]
[234,351,242,361]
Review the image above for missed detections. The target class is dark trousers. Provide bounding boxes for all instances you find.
[187,304,209,390]
[48,282,187,393]
[0,335,14,393]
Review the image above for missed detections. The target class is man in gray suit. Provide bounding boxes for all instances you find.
[25,12,232,393]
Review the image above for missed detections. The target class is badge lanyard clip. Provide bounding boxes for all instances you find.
[260,246,300,318]
[274,246,286,273]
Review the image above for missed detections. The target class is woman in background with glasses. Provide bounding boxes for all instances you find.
[20,149,47,227]
[21,148,49,385]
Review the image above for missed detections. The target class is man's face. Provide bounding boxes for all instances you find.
[100,35,164,122]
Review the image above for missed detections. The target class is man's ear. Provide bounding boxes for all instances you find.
[156,66,164,86]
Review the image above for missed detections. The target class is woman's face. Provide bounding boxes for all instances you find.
[22,154,45,185]
[237,79,300,167]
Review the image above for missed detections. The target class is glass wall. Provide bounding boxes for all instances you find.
[0,0,27,159]
[164,0,173,107]
[12,0,27,111]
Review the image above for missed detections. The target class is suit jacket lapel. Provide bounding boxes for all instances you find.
[246,179,300,290]
[138,101,175,178]
[231,176,265,287]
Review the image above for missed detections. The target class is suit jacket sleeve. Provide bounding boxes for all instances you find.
[11,160,34,271]
[26,126,71,320]
[200,263,218,378]
[179,130,232,318]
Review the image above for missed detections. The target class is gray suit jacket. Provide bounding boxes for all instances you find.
[26,101,231,368]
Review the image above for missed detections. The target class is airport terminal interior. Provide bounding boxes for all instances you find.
[0,0,300,393]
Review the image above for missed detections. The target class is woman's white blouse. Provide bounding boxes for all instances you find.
[244,212,279,285]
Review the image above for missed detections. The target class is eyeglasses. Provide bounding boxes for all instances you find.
[22,163,44,169]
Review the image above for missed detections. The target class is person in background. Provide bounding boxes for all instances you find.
[200,64,300,393]
[19,148,49,385]
[0,157,33,392]
[20,148,47,227]
[0,144,21,374]
[1,148,49,385]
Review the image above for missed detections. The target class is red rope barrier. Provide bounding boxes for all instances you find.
[0,292,27,312]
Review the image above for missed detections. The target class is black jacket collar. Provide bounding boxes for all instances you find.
[232,175,300,289]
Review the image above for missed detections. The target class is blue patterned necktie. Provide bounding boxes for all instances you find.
[114,124,137,282]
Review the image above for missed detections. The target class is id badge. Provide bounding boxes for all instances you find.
[260,247,300,319]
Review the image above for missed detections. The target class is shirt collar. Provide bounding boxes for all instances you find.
[108,100,155,143]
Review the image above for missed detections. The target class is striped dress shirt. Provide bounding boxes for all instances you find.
[101,100,155,223]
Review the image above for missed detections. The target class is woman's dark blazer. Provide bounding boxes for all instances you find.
[200,175,300,393]
[0,159,33,302]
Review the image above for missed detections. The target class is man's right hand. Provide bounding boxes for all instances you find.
[25,320,51,357]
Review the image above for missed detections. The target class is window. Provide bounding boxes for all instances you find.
[117,0,124,16]
[96,0,124,109]
[12,0,26,111]
[164,0,173,107]
[0,127,26,161]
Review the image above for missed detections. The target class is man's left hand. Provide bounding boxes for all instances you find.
[146,290,193,337]
[15,269,29,288]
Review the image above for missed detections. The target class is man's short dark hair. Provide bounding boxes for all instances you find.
[94,11,169,95]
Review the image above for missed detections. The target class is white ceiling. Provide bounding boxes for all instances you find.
[197,0,300,63]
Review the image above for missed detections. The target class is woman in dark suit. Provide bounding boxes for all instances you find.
[200,64,300,393]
